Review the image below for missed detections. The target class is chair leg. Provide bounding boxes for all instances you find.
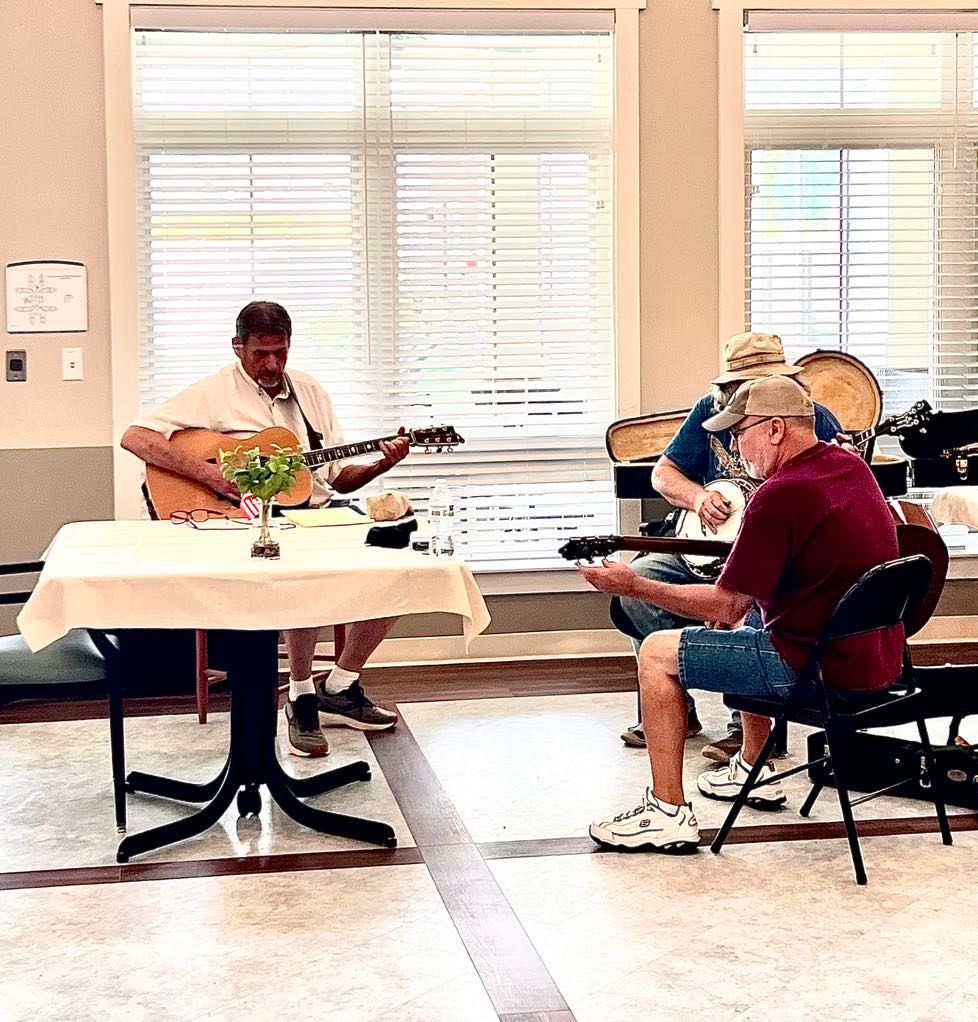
[772,716,788,757]
[824,720,866,885]
[710,724,778,855]
[916,716,953,847]
[800,732,827,818]
[107,680,127,833]
[799,776,824,818]
[334,623,347,661]
[195,630,209,725]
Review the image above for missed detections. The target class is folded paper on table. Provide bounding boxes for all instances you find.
[282,507,372,527]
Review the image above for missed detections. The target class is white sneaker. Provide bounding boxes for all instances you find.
[590,788,700,854]
[697,751,786,810]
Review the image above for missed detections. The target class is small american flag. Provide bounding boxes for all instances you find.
[240,494,262,522]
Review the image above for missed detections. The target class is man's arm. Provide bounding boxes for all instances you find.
[331,432,410,493]
[652,455,731,534]
[120,425,238,501]
[578,558,753,625]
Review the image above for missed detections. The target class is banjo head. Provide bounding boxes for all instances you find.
[677,477,754,577]
[794,350,882,433]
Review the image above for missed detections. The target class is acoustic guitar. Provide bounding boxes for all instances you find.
[145,424,464,520]
[558,498,948,636]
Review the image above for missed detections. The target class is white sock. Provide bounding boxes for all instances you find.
[320,665,360,695]
[738,752,754,770]
[289,676,315,701]
[650,793,681,814]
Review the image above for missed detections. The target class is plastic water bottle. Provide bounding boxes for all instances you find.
[429,479,455,556]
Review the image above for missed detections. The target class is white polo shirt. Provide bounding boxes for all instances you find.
[132,361,345,505]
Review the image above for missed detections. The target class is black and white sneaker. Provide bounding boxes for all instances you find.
[284,694,329,757]
[697,751,787,810]
[316,680,398,731]
[590,788,700,854]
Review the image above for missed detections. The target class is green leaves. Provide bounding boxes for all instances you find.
[218,444,306,503]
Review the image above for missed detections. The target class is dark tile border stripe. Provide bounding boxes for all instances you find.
[477,812,978,859]
[422,842,569,1017]
[499,1013,577,1022]
[367,722,572,1019]
[366,724,470,847]
[0,847,423,892]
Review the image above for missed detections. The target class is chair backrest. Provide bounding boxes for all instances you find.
[819,555,933,647]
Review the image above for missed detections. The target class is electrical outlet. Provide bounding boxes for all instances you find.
[5,350,27,382]
[62,347,84,381]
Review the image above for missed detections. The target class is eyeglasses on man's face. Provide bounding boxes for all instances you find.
[729,416,776,443]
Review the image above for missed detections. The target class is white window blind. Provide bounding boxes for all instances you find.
[133,26,616,570]
[744,28,978,417]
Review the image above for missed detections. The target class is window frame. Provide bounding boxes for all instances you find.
[715,0,978,375]
[99,0,644,592]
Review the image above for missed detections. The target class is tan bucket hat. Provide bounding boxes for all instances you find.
[703,375,815,433]
[711,332,804,386]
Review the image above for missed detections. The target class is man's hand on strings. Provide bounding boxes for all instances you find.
[693,488,732,535]
[378,427,410,470]
[835,432,861,456]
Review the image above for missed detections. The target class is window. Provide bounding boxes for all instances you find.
[133,25,616,570]
[744,27,977,416]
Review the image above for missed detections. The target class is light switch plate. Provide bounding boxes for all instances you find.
[62,346,84,381]
[5,349,27,381]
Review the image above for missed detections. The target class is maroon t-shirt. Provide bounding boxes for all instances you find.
[718,442,903,691]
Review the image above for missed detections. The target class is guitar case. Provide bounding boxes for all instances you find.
[605,408,690,463]
[806,729,978,810]
[911,454,978,488]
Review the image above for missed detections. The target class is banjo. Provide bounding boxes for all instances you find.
[673,477,755,579]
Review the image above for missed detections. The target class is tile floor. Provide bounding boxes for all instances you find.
[1,688,975,1021]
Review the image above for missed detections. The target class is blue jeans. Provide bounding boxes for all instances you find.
[677,610,799,700]
[612,552,741,726]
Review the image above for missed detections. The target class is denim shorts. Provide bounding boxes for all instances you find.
[676,615,800,702]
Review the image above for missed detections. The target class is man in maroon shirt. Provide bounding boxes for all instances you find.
[580,375,902,853]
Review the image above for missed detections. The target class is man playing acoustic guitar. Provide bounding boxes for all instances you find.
[614,332,842,763]
[121,301,409,757]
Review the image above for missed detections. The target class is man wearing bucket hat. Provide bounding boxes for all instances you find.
[611,333,843,762]
[582,375,901,852]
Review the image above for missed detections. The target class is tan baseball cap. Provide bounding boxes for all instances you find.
[711,332,804,386]
[703,375,814,433]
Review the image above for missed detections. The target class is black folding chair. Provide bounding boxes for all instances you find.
[710,555,952,885]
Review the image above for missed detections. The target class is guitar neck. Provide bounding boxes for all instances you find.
[302,435,404,469]
[614,536,734,558]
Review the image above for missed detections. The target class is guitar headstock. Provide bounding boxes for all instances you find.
[558,535,623,563]
[409,425,465,453]
[878,400,932,437]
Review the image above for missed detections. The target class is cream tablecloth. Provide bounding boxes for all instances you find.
[18,520,491,652]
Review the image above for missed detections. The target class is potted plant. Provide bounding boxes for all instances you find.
[219,444,306,558]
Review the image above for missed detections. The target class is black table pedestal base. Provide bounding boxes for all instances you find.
[117,631,396,863]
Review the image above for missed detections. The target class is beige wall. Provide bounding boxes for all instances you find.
[0,1,721,636]
[0,1,112,451]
